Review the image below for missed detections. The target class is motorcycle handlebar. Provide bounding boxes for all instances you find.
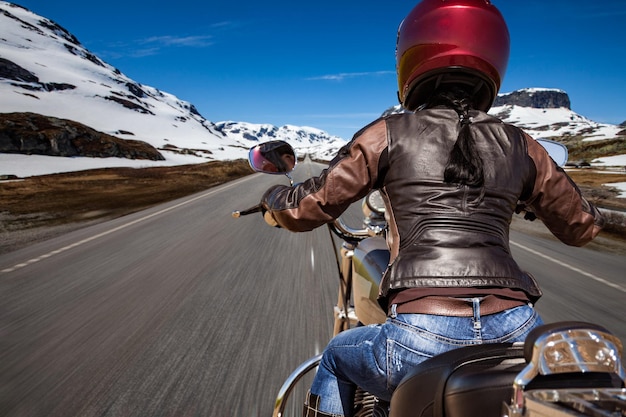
[329,218,371,241]
[233,205,374,242]
[232,204,262,218]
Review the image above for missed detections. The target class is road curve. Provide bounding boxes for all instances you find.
[1,161,624,417]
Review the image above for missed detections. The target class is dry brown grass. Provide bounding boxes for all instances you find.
[0,159,253,232]
[560,169,626,241]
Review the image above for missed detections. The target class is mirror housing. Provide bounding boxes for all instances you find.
[248,140,297,175]
[536,138,568,167]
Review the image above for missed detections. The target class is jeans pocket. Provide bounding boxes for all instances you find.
[482,306,544,342]
[386,338,431,391]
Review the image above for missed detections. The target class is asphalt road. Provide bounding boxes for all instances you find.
[1,161,625,417]
[509,228,626,343]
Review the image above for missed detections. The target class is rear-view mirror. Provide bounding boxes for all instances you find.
[248,140,297,174]
[536,138,568,167]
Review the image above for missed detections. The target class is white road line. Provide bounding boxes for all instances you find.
[510,240,626,293]
[1,178,249,274]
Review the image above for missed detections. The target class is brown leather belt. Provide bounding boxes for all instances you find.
[392,295,527,317]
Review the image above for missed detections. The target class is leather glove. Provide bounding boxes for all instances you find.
[263,210,279,227]
[260,185,286,228]
[515,204,537,221]
[523,211,537,221]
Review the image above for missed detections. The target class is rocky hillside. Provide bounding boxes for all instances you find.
[0,112,163,160]
[493,88,571,109]
[490,89,624,142]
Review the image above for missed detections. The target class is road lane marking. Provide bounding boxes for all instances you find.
[510,240,626,293]
[1,178,250,274]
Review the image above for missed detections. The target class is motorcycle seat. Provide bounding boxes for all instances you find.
[390,322,624,417]
[390,342,524,417]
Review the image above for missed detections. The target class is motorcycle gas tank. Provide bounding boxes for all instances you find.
[352,236,389,325]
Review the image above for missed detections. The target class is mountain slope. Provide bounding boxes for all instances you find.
[491,88,623,142]
[384,89,623,143]
[1,1,623,179]
[0,1,344,169]
[0,3,237,157]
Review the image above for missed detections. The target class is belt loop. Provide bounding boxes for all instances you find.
[472,297,482,340]
[390,304,397,319]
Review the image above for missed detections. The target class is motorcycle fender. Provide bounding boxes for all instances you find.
[352,236,389,325]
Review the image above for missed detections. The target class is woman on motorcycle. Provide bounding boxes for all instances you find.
[260,1,605,416]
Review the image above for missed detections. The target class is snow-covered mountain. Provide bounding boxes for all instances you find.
[0,1,344,171]
[490,88,623,142]
[213,121,347,160]
[384,88,623,143]
[1,1,623,179]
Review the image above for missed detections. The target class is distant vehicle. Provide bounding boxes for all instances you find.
[565,161,591,168]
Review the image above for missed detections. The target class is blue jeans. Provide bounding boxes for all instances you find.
[308,303,543,416]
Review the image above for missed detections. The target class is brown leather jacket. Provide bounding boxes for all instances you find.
[262,109,604,304]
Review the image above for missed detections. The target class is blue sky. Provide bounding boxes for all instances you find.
[10,0,626,140]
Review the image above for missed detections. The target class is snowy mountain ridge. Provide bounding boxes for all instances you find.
[386,88,623,143]
[491,88,622,142]
[0,1,623,178]
[0,1,343,167]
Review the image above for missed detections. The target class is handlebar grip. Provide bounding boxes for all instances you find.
[232,204,263,218]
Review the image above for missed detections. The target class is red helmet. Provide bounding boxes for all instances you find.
[396,0,510,111]
[249,146,279,172]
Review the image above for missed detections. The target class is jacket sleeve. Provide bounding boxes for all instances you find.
[261,119,388,232]
[521,134,604,246]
